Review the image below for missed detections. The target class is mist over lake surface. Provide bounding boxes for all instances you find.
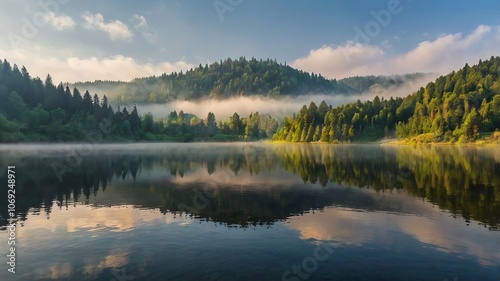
[0,143,499,281]
[126,73,438,121]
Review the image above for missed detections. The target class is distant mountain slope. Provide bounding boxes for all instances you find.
[70,57,431,103]
[0,58,281,142]
[72,57,346,102]
[272,56,500,143]
[338,73,433,93]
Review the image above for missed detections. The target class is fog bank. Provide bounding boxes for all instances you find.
[128,73,437,120]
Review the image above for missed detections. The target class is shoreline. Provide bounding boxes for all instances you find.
[379,139,500,147]
[0,139,498,147]
[269,139,500,147]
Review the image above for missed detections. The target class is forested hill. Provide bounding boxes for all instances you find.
[0,59,279,142]
[272,56,500,143]
[338,73,432,93]
[71,57,428,103]
[73,57,345,102]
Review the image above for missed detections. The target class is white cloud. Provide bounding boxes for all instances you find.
[43,12,75,31]
[0,48,193,82]
[132,14,148,30]
[131,14,157,44]
[82,13,133,41]
[292,25,500,79]
[64,56,193,82]
[291,42,384,78]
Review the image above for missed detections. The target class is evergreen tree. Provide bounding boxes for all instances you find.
[82,91,93,112]
[274,57,500,143]
[130,105,142,135]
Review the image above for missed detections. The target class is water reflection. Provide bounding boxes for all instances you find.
[0,143,498,280]
[0,143,498,228]
[287,206,499,267]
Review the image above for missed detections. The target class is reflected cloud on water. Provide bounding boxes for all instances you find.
[0,143,498,280]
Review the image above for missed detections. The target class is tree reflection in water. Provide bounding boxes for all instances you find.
[0,144,498,228]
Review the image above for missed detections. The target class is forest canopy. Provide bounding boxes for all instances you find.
[1,56,499,144]
[71,57,428,103]
[0,59,278,142]
[272,56,500,143]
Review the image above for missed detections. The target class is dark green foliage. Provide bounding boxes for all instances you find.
[0,59,280,142]
[338,73,430,93]
[3,57,499,144]
[72,59,429,104]
[73,57,356,103]
[273,97,403,143]
[274,57,500,143]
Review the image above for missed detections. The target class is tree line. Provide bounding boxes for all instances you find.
[94,57,349,102]
[73,57,426,104]
[338,73,429,93]
[2,56,500,143]
[273,56,500,143]
[0,59,277,142]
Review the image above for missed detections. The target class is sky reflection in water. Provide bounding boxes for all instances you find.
[0,143,498,281]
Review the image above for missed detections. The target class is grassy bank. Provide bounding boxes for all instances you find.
[382,131,500,146]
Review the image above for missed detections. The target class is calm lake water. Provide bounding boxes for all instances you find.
[0,143,499,281]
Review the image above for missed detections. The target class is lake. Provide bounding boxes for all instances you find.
[0,143,499,281]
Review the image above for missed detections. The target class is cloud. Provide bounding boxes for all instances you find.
[131,14,157,44]
[132,14,148,30]
[0,48,194,82]
[43,12,75,31]
[292,25,500,79]
[291,43,384,78]
[64,56,193,82]
[82,13,133,41]
[390,25,493,73]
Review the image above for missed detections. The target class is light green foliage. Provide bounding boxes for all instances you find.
[274,57,500,143]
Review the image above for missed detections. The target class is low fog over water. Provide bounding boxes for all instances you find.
[126,73,438,120]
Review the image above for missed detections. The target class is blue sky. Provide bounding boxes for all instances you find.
[1,0,499,82]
